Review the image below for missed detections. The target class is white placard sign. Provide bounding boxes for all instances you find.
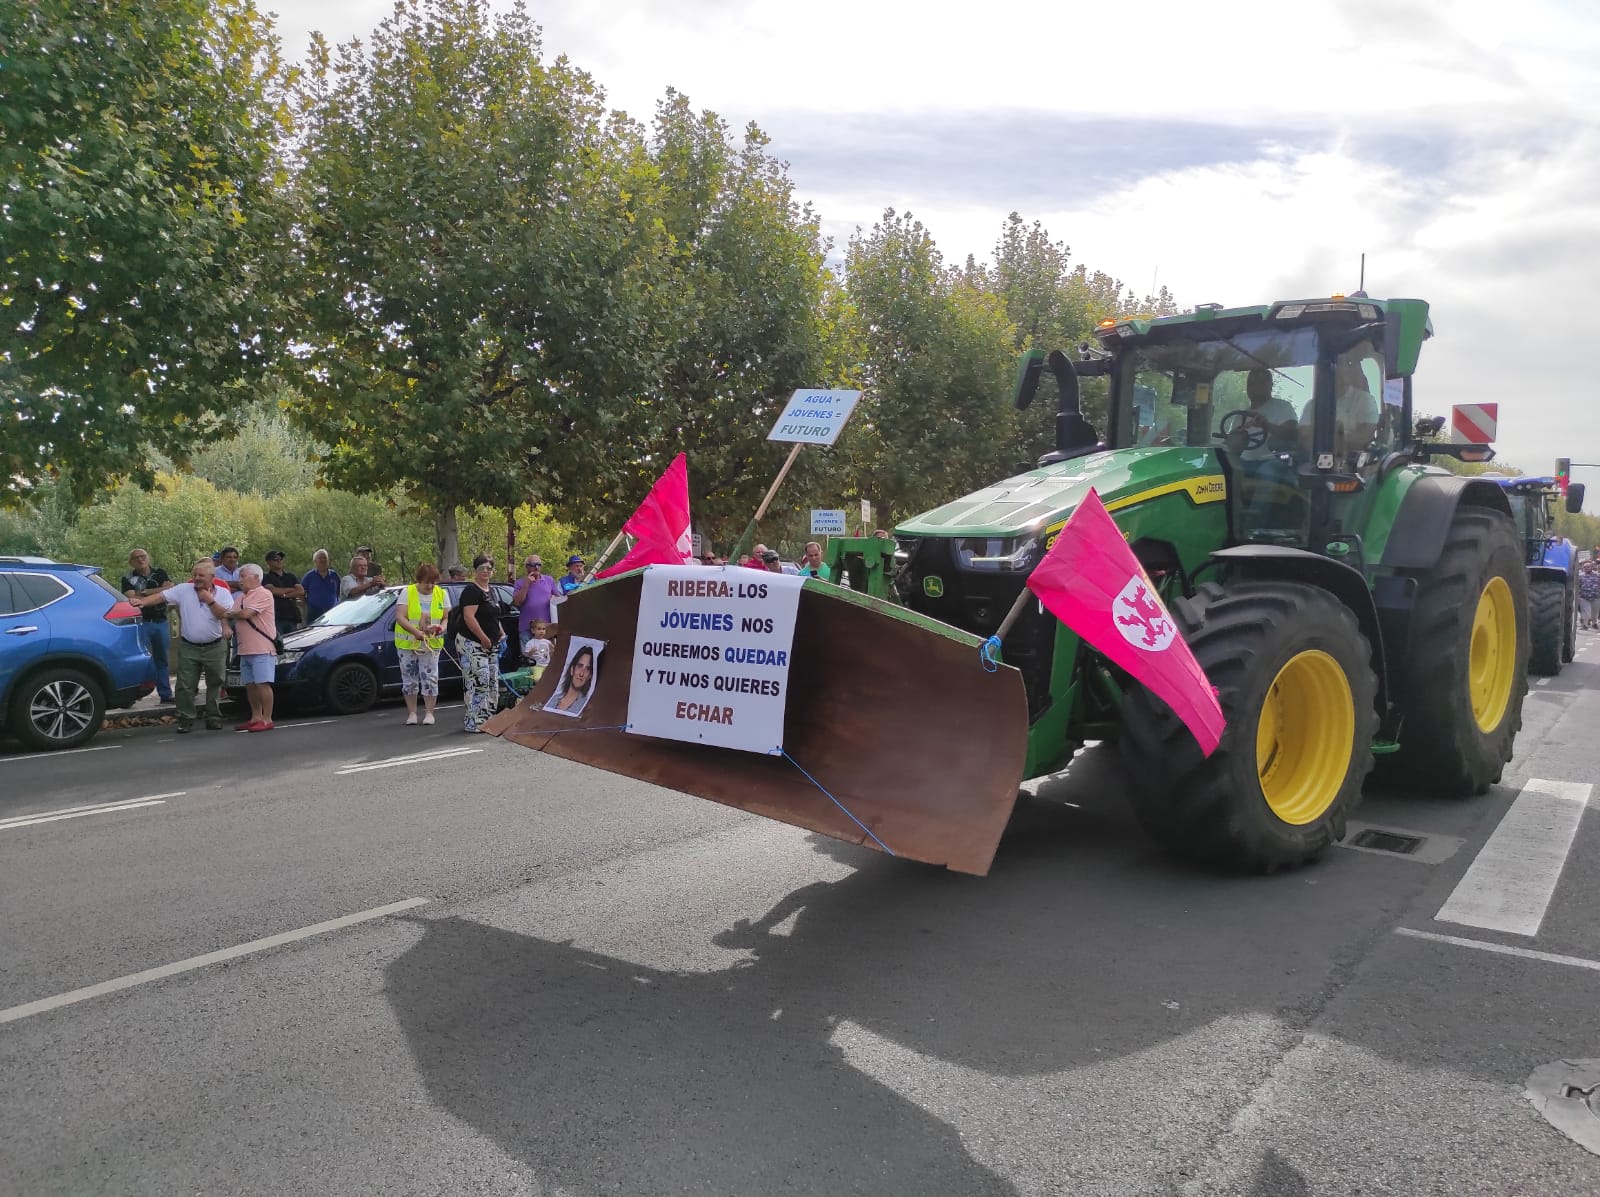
[767,388,863,446]
[627,565,805,754]
[810,509,847,535]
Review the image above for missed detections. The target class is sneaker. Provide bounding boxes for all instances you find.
[422,712,435,726]
[176,720,194,734]
[405,713,418,726]
[248,721,275,732]
[205,719,224,731]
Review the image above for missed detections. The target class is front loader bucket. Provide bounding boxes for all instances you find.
[483,571,1030,875]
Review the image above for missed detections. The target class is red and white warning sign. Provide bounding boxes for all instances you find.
[1451,403,1498,444]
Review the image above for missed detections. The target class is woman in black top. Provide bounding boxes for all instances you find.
[457,554,505,732]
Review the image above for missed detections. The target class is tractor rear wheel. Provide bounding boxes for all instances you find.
[1387,507,1528,795]
[1562,580,1577,664]
[1119,581,1377,872]
[1529,578,1565,676]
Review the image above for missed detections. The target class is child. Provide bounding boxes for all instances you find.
[522,619,555,680]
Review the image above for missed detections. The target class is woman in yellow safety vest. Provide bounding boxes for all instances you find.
[395,562,451,726]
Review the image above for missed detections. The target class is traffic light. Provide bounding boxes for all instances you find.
[1556,458,1572,494]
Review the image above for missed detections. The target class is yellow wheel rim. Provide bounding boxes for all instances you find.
[1469,575,1517,732]
[1257,649,1355,825]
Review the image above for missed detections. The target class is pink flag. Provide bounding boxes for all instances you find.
[1026,489,1225,754]
[596,453,694,579]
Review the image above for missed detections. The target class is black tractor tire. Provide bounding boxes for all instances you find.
[10,666,106,751]
[324,660,380,715]
[1119,581,1378,873]
[1529,578,1566,676]
[1387,507,1528,795]
[1562,579,1577,663]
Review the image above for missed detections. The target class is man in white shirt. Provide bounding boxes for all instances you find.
[1299,350,1381,460]
[141,558,235,731]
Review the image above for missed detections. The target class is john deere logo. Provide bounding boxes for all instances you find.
[923,576,945,598]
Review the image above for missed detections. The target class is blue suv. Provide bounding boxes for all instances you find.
[0,557,155,751]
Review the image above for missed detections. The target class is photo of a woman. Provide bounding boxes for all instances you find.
[544,638,603,718]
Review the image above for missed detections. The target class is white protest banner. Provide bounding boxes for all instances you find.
[810,509,846,536]
[627,564,805,754]
[767,388,863,447]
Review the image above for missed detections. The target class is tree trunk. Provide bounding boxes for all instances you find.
[434,505,460,571]
[505,506,517,583]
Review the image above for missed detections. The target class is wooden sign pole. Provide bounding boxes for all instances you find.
[732,441,805,562]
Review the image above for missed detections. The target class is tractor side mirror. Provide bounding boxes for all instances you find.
[1047,349,1081,415]
[1567,483,1586,514]
[1012,349,1046,411]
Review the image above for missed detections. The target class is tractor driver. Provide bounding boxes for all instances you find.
[1231,368,1298,460]
[1298,346,1380,463]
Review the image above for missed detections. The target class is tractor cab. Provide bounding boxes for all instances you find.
[1015,296,1438,557]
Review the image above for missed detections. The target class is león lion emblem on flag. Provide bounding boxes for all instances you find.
[1113,574,1177,651]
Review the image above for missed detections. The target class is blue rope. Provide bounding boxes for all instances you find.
[539,723,630,736]
[981,635,1002,672]
[778,748,896,857]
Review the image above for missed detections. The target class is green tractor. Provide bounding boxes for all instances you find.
[889,295,1530,870]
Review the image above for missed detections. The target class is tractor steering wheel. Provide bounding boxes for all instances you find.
[1217,409,1268,451]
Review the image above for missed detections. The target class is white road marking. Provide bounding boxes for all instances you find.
[0,897,430,1025]
[276,719,337,731]
[1435,778,1591,936]
[1534,677,1552,686]
[1,744,122,763]
[0,792,184,831]
[1396,927,1600,973]
[335,747,482,775]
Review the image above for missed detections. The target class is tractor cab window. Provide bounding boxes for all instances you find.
[1297,339,1396,465]
[1113,326,1317,451]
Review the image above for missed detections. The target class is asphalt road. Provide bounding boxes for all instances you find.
[3,645,1599,1195]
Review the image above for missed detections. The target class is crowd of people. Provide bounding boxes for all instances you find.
[117,543,595,736]
[113,532,885,737]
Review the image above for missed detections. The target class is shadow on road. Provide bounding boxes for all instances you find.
[381,745,1440,1194]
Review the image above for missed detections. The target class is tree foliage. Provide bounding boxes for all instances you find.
[288,0,673,563]
[634,93,852,543]
[0,0,296,505]
[837,210,1018,525]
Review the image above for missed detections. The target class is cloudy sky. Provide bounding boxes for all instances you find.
[266,0,1600,486]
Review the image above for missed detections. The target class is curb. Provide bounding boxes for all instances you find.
[103,702,179,731]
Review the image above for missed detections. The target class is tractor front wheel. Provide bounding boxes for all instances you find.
[1387,507,1528,795]
[1119,581,1378,872]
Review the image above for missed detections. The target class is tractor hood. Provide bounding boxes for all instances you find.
[896,447,1224,538]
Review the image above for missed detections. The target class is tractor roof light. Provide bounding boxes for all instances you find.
[1097,318,1117,329]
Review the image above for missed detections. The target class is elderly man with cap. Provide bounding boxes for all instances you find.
[511,553,559,645]
[261,549,306,637]
[559,553,587,596]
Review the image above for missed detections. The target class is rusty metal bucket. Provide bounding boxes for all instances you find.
[483,572,1030,875]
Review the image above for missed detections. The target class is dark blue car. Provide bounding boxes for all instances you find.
[227,581,523,714]
[0,557,156,750]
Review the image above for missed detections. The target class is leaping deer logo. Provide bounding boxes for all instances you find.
[1113,576,1176,651]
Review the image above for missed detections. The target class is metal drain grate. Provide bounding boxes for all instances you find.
[1349,828,1424,855]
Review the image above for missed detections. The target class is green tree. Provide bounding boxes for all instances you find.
[633,94,852,546]
[1,0,296,505]
[838,210,1018,526]
[975,214,1175,454]
[184,387,321,497]
[288,0,673,567]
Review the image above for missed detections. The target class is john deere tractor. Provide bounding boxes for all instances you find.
[1485,473,1584,675]
[891,296,1530,871]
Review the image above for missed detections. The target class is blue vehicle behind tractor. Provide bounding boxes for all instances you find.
[1487,474,1586,675]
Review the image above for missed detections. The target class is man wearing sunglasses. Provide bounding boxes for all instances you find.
[511,554,558,645]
